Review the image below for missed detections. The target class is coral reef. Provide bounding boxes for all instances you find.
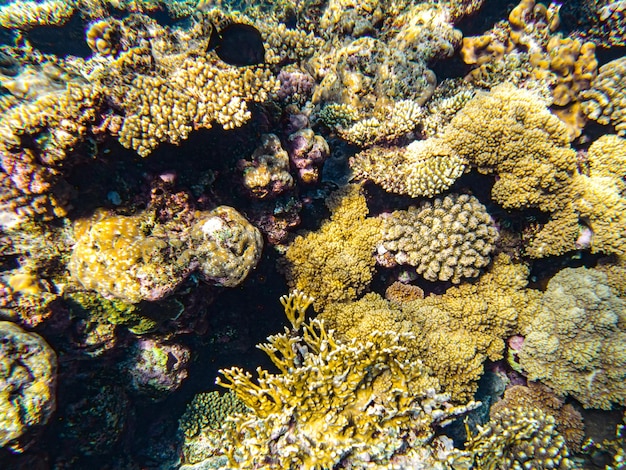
[518,267,626,409]
[281,184,382,311]
[350,137,466,198]
[580,56,626,137]
[322,254,540,401]
[286,127,330,184]
[238,133,294,199]
[456,406,574,469]
[0,321,57,452]
[184,291,479,468]
[376,194,499,283]
[69,206,262,303]
[490,382,585,451]
[121,337,190,401]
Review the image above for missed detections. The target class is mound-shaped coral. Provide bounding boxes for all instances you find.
[69,206,262,303]
[518,267,626,409]
[281,185,382,311]
[0,321,57,452]
[377,194,498,283]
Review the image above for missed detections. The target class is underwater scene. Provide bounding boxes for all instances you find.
[0,0,625,468]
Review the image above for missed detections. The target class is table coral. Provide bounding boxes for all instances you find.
[69,206,262,303]
[518,266,626,409]
[377,194,499,283]
[281,184,382,311]
[0,321,57,452]
[351,137,466,198]
[580,56,626,137]
[203,292,479,468]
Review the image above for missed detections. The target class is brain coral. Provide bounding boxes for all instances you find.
[518,266,626,409]
[281,184,382,311]
[69,206,262,303]
[0,321,57,452]
[377,193,498,283]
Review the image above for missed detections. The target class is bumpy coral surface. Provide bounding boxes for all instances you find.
[377,194,499,283]
[580,56,626,137]
[70,206,262,303]
[282,185,382,311]
[351,137,466,198]
[456,406,574,469]
[322,254,540,401]
[185,292,479,468]
[238,133,293,198]
[0,321,57,452]
[518,267,626,409]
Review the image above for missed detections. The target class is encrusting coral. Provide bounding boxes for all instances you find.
[0,321,57,453]
[518,266,626,409]
[182,291,480,468]
[281,184,382,311]
[69,206,262,304]
[376,194,499,283]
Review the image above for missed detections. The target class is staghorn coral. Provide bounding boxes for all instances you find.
[580,56,626,137]
[193,291,480,468]
[0,321,57,453]
[322,254,540,401]
[69,206,262,303]
[518,267,626,409]
[376,194,499,284]
[351,138,466,198]
[490,382,585,451]
[281,184,382,311]
[237,133,294,199]
[454,406,574,469]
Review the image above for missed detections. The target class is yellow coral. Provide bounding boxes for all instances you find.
[0,0,75,29]
[351,137,466,198]
[581,56,626,136]
[378,194,499,283]
[518,266,626,409]
[281,184,382,311]
[322,254,540,401]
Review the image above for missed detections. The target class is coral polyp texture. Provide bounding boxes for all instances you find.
[0,321,57,452]
[350,137,466,198]
[69,206,262,303]
[184,292,479,468]
[377,194,499,283]
[518,267,626,409]
[282,184,382,311]
[580,56,626,137]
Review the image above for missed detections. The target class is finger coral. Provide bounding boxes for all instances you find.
[0,321,57,452]
[281,184,382,311]
[518,266,626,409]
[187,292,480,468]
[69,206,262,303]
[377,194,499,283]
[351,137,466,198]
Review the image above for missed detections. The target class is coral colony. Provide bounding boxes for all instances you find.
[0,0,625,468]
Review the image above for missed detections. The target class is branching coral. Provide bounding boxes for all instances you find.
[351,137,466,198]
[281,184,382,311]
[518,266,626,409]
[192,291,480,468]
[322,254,540,401]
[377,194,499,283]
